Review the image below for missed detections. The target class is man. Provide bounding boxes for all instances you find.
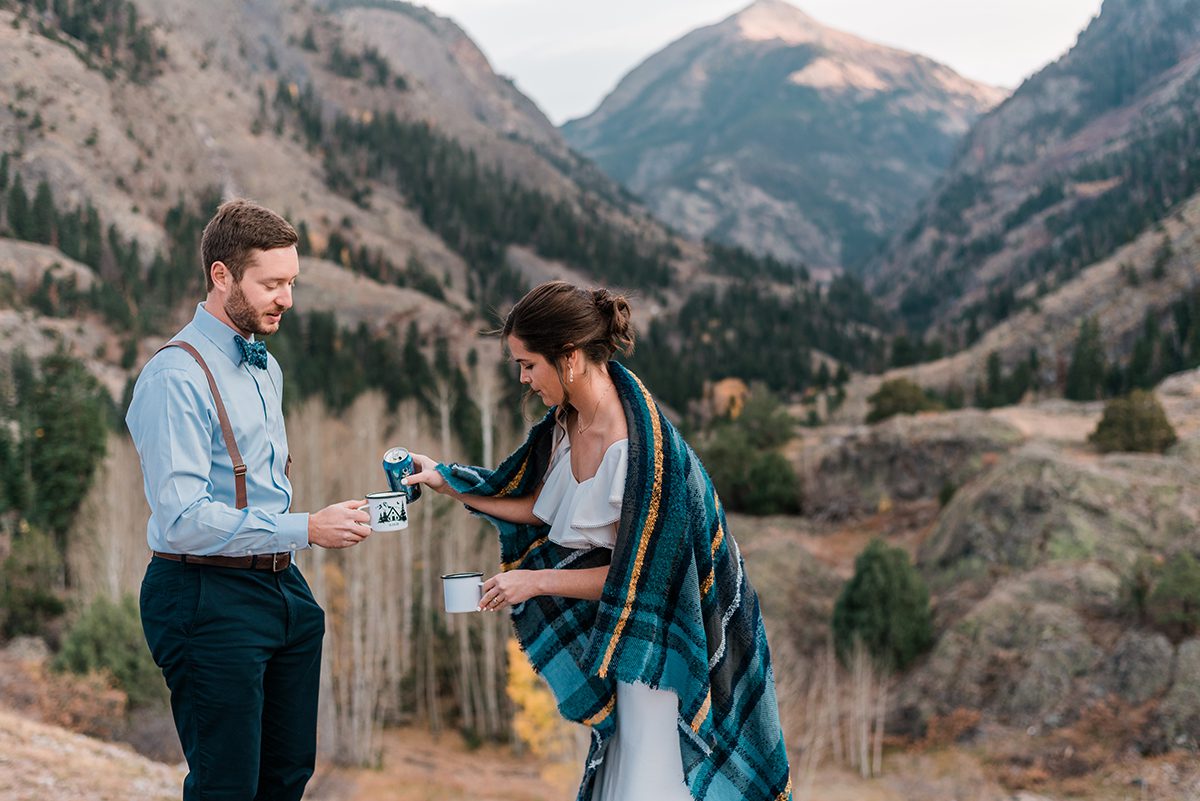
[127,199,370,800]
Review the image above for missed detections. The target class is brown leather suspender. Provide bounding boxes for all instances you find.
[156,340,292,510]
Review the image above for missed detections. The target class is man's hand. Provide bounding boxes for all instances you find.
[308,499,371,549]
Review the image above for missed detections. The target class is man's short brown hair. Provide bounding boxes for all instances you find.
[200,199,298,291]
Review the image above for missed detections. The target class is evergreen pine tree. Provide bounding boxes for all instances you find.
[301,26,318,51]
[832,539,934,671]
[1152,236,1173,280]
[816,362,831,389]
[1089,389,1177,453]
[983,352,1004,408]
[1065,316,1107,401]
[30,179,56,245]
[26,351,112,546]
[57,206,82,262]
[890,335,917,367]
[81,203,103,269]
[1127,314,1160,390]
[7,173,31,240]
[296,220,312,256]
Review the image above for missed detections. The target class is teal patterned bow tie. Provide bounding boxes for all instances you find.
[234,335,268,369]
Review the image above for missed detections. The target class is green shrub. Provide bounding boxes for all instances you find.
[1146,552,1200,643]
[832,539,934,671]
[733,387,797,450]
[738,450,803,515]
[0,524,65,638]
[54,595,165,708]
[700,421,801,516]
[698,387,801,515]
[1088,389,1177,453]
[866,378,942,423]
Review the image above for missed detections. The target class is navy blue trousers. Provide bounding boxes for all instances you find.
[140,557,325,800]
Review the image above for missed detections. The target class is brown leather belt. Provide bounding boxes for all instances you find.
[152,551,292,572]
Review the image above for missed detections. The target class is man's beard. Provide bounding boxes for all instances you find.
[225,280,277,337]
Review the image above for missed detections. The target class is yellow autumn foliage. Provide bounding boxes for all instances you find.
[505,638,566,760]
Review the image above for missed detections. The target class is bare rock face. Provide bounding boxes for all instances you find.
[1156,639,1200,749]
[919,444,1200,590]
[900,566,1108,728]
[805,410,1023,519]
[1098,630,1174,706]
[562,0,1003,271]
[899,425,1200,730]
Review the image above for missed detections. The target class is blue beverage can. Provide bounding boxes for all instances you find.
[383,447,422,502]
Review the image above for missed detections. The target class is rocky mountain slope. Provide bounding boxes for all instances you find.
[826,187,1200,411]
[562,0,1004,272]
[0,0,890,414]
[873,0,1200,351]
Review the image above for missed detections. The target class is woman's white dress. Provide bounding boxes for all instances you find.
[532,424,693,801]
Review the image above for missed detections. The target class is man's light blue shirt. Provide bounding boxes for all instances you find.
[126,303,309,556]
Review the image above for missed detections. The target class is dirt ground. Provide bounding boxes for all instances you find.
[310,727,577,801]
[9,700,1200,801]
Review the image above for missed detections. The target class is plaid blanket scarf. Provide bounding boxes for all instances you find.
[437,363,792,801]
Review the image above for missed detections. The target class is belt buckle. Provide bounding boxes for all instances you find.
[272,552,285,572]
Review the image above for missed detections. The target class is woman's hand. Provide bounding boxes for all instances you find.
[404,452,448,494]
[479,570,541,611]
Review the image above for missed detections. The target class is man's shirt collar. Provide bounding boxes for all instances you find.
[192,303,251,367]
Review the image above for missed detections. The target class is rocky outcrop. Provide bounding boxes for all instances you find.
[804,410,1023,518]
[900,565,1111,727]
[898,425,1200,729]
[1098,630,1174,706]
[1157,640,1200,748]
[919,444,1200,591]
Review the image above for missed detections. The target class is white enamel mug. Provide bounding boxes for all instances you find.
[362,491,409,532]
[442,571,484,613]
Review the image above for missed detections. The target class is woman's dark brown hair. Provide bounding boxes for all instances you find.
[502,280,635,402]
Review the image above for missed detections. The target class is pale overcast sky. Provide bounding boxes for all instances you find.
[413,0,1106,124]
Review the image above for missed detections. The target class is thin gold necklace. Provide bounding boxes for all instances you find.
[576,384,610,434]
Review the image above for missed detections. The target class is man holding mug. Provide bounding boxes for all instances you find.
[127,199,370,800]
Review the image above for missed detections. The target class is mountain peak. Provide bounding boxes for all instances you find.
[732,0,828,45]
[563,0,1002,271]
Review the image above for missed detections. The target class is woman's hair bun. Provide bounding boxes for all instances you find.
[592,288,635,357]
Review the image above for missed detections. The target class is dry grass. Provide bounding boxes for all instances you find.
[0,707,184,801]
[0,641,127,742]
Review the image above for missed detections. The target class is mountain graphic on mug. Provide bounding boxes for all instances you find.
[378,502,406,524]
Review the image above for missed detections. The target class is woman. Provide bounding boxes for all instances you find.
[406,281,791,801]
